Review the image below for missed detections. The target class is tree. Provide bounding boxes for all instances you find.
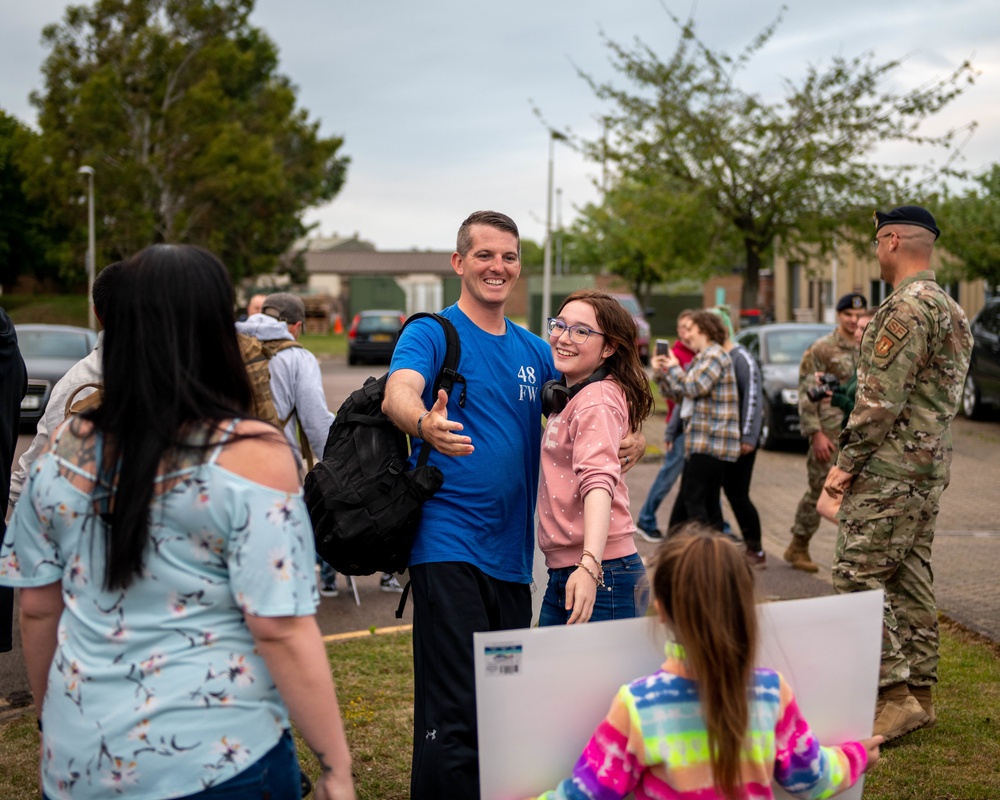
[574,8,977,308]
[22,0,348,281]
[0,110,68,287]
[936,165,1000,287]
[570,173,738,303]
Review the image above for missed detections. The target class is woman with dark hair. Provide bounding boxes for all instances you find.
[658,310,740,532]
[537,289,654,625]
[0,245,354,800]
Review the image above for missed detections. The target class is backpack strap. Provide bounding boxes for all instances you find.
[64,382,104,418]
[399,313,465,469]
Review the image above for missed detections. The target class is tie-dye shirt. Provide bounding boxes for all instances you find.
[0,424,318,799]
[532,644,868,800]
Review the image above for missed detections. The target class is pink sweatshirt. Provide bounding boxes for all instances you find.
[537,379,637,569]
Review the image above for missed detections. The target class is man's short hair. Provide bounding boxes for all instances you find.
[92,261,125,322]
[456,210,520,257]
[262,292,306,325]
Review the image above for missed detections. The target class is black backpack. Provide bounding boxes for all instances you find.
[303,312,465,576]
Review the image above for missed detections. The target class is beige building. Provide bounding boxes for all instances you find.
[770,238,989,324]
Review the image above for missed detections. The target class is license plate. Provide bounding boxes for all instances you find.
[370,334,392,342]
[21,396,42,410]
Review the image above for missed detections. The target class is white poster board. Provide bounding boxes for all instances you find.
[476,590,883,800]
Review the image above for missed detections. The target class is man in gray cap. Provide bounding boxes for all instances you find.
[236,292,335,472]
[237,292,340,595]
[785,290,868,571]
[823,205,973,742]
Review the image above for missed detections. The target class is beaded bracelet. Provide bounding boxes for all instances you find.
[581,549,601,568]
[574,561,606,589]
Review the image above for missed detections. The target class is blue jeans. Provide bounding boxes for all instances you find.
[637,432,686,532]
[539,552,648,626]
[317,555,337,585]
[45,730,303,800]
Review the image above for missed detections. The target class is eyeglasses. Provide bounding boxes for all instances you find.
[872,233,894,249]
[546,318,605,344]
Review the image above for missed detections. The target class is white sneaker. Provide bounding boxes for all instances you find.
[380,574,404,593]
[320,582,339,598]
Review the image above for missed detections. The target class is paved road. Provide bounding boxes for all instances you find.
[3,357,998,715]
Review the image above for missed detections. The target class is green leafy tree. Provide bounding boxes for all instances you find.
[574,8,977,307]
[0,110,68,287]
[22,0,348,280]
[935,165,1000,287]
[570,173,738,303]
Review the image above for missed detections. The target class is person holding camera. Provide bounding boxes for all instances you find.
[784,292,868,572]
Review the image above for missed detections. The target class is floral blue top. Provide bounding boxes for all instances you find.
[0,424,318,799]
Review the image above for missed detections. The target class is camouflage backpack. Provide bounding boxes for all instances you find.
[237,334,303,431]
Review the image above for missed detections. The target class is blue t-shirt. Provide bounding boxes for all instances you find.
[389,305,556,583]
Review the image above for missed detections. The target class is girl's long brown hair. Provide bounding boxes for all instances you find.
[652,525,758,800]
[556,289,654,431]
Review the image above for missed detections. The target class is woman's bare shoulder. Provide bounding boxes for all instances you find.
[214,419,301,493]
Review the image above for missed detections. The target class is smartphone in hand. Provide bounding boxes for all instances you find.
[655,339,670,357]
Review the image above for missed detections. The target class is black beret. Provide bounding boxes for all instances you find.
[836,292,868,312]
[873,205,940,240]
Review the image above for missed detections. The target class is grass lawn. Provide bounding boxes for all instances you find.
[3,295,90,327]
[2,620,997,799]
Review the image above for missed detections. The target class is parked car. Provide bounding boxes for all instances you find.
[18,324,99,429]
[609,293,653,365]
[347,309,406,365]
[735,322,833,449]
[962,297,1000,419]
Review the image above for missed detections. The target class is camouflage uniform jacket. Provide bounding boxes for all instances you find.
[836,270,973,484]
[797,330,857,437]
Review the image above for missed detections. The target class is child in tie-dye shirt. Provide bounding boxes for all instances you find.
[530,525,882,800]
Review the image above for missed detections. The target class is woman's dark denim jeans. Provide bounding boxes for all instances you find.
[539,552,648,626]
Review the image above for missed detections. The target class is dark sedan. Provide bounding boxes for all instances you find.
[347,310,406,366]
[735,322,833,449]
[18,324,98,429]
[962,297,1000,419]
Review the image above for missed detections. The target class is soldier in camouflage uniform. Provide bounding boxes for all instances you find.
[823,206,973,743]
[784,293,867,571]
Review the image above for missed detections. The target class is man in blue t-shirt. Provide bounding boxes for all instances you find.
[384,210,643,799]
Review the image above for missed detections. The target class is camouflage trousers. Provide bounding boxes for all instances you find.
[833,473,945,688]
[790,431,839,541]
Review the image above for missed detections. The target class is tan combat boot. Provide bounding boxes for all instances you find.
[908,685,936,728]
[873,683,930,742]
[783,535,818,573]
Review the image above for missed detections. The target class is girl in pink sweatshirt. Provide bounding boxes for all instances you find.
[537,290,654,625]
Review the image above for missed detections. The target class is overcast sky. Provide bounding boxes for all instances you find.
[2,0,998,251]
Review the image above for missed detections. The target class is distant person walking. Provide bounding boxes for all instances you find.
[637,310,695,543]
[824,206,973,742]
[712,307,766,568]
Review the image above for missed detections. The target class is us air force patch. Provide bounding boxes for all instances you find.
[875,335,895,357]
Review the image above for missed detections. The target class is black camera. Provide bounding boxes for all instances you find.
[806,373,841,402]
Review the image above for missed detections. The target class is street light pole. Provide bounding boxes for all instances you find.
[78,166,96,331]
[541,131,567,333]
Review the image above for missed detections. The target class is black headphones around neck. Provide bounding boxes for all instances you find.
[541,366,611,416]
